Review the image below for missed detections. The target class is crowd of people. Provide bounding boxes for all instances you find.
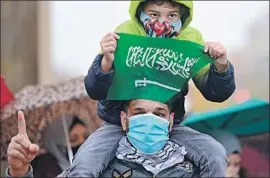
[4,0,252,178]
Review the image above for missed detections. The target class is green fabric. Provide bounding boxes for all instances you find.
[106,33,213,103]
[181,99,270,136]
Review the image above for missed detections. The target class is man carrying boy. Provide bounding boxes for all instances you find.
[6,0,235,177]
[70,0,234,176]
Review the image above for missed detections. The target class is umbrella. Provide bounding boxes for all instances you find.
[0,75,14,108]
[180,98,269,136]
[1,77,87,121]
[208,130,269,177]
[0,76,102,160]
[181,99,270,177]
[241,133,270,177]
[241,145,269,177]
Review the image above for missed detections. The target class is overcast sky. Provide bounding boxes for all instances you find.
[49,1,269,78]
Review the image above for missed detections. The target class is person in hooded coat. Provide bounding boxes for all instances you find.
[29,115,88,178]
[209,130,248,178]
[85,0,235,126]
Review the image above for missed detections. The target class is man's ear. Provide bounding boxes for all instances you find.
[169,112,175,131]
[120,111,128,131]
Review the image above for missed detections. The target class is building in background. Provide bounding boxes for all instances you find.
[1,1,38,93]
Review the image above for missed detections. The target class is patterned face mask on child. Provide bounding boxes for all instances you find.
[139,11,182,38]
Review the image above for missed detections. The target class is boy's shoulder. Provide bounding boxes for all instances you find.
[179,26,205,45]
[182,26,202,34]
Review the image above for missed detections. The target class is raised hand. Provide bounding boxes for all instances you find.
[204,41,228,72]
[7,111,39,177]
[100,32,120,72]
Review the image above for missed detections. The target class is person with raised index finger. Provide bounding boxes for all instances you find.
[6,111,39,178]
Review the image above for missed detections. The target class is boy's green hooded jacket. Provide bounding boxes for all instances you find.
[85,0,236,125]
[115,0,208,81]
[116,1,203,44]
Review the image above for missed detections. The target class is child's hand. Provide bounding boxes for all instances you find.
[204,42,228,72]
[100,32,120,72]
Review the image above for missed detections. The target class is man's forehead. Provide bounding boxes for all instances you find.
[129,99,169,110]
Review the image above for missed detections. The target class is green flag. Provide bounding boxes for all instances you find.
[106,33,213,103]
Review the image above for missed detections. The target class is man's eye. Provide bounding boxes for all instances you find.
[133,112,146,115]
[154,113,166,118]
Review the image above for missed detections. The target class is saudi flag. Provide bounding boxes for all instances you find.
[106,33,213,103]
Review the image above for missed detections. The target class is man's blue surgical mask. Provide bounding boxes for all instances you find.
[139,11,182,38]
[126,113,170,155]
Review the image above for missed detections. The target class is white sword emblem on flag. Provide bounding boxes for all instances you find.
[135,78,181,92]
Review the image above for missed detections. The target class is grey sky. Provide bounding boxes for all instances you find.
[49,1,268,78]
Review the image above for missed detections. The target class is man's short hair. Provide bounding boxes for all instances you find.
[122,100,173,113]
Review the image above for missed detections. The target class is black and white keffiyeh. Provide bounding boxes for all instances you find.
[116,137,187,176]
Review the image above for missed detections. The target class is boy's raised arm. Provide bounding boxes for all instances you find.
[84,54,115,100]
[192,30,235,102]
[84,32,120,100]
[192,63,235,102]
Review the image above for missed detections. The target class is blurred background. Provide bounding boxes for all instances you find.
[1,1,269,177]
[1,1,269,106]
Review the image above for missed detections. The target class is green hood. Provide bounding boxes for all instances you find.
[109,1,209,86]
[115,0,204,45]
[129,1,193,30]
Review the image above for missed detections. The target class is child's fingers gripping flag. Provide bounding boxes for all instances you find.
[106,33,214,103]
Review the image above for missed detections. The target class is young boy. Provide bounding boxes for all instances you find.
[65,0,235,176]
